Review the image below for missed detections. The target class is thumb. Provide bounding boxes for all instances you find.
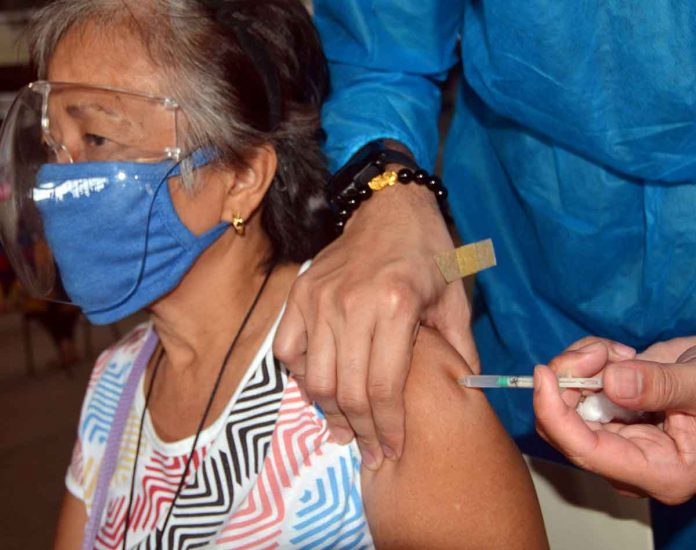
[603,360,696,414]
[438,322,480,374]
[428,284,480,373]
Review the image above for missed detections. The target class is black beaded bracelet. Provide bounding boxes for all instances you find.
[398,168,449,201]
[329,166,449,233]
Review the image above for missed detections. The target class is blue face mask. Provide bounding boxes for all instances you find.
[33,150,228,324]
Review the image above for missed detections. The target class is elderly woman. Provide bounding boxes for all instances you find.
[0,1,547,548]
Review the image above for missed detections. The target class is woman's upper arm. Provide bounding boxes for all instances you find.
[361,328,548,549]
[54,491,87,550]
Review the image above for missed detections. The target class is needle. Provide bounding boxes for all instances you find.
[460,375,603,389]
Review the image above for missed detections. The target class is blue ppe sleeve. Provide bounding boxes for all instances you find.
[313,0,464,173]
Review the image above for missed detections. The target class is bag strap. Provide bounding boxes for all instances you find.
[81,328,158,550]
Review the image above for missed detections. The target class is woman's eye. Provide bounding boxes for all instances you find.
[84,133,107,146]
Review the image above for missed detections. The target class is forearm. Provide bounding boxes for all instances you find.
[314,0,463,172]
[345,169,446,238]
[54,492,87,550]
[280,1,474,467]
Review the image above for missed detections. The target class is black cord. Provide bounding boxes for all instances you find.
[121,265,275,549]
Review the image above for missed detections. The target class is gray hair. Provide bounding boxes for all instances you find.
[31,1,232,161]
[28,0,333,263]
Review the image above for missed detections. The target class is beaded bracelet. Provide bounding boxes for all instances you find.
[330,166,449,233]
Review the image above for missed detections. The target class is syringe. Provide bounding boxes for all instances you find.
[460,375,603,390]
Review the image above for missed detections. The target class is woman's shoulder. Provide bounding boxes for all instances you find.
[88,322,152,382]
[66,322,154,507]
[79,322,153,445]
[394,327,479,436]
[361,327,548,549]
[408,326,472,403]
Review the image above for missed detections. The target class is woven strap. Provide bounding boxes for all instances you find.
[81,328,158,550]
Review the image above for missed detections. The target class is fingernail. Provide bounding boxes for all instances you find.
[331,427,354,445]
[361,449,380,471]
[611,342,636,358]
[382,444,397,460]
[608,366,642,399]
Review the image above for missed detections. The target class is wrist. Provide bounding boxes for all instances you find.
[343,172,451,241]
[328,141,449,234]
[384,164,440,206]
[383,164,445,210]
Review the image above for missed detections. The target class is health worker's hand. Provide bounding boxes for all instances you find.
[534,336,696,505]
[274,167,478,470]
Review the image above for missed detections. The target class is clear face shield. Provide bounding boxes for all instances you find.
[0,81,182,309]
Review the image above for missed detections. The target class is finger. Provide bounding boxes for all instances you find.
[677,345,696,364]
[558,387,584,409]
[566,336,636,362]
[431,283,480,373]
[302,318,354,443]
[335,318,383,470]
[367,315,417,462]
[274,298,308,377]
[535,368,670,489]
[548,341,610,378]
[611,484,646,499]
[533,365,601,460]
[536,404,604,441]
[638,338,696,363]
[320,403,354,445]
[294,378,310,402]
[603,360,696,414]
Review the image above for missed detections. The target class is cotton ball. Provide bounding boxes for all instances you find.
[576,392,644,424]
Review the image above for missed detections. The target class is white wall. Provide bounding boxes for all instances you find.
[527,456,653,550]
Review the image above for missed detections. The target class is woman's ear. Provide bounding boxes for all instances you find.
[221,145,277,225]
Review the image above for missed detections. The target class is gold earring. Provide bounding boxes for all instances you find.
[232,213,245,236]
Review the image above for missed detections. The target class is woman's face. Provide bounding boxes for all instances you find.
[47,24,176,164]
[47,23,229,236]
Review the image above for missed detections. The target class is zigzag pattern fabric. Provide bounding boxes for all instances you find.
[67,323,373,549]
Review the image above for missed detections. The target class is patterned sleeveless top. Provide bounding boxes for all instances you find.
[66,320,373,549]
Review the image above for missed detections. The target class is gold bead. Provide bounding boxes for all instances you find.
[367,170,398,191]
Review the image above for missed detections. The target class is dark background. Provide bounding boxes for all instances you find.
[0,5,140,549]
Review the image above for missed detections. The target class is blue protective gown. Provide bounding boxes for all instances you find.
[314,2,696,549]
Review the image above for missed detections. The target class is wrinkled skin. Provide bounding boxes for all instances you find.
[274,177,479,469]
[534,336,696,505]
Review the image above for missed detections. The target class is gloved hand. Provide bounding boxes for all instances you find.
[534,336,696,504]
[274,171,478,470]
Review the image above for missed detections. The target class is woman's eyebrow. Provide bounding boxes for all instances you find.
[66,103,124,121]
